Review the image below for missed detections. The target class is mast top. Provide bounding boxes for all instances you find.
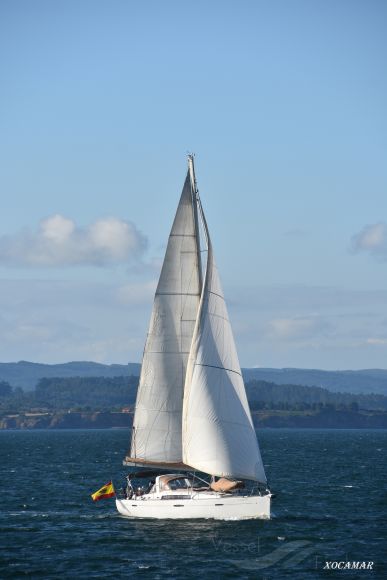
[187,153,197,195]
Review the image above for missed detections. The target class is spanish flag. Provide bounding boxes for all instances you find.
[91,481,115,501]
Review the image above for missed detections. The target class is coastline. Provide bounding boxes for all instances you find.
[1,409,386,430]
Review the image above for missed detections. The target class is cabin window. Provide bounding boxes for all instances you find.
[168,478,192,490]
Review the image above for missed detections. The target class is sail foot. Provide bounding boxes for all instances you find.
[123,456,192,471]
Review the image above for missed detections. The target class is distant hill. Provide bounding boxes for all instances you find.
[8,376,385,412]
[0,361,386,395]
[242,368,387,395]
[0,361,141,390]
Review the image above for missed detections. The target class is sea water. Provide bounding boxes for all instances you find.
[1,429,385,578]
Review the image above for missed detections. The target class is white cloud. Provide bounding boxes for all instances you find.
[1,279,387,368]
[350,222,387,261]
[41,214,75,243]
[116,280,157,305]
[0,279,148,364]
[267,316,333,340]
[0,214,147,267]
[366,338,387,346]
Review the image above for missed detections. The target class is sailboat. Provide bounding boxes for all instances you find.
[116,155,271,520]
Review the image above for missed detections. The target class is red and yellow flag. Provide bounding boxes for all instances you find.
[91,481,115,501]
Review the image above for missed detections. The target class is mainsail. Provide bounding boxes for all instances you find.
[126,167,201,466]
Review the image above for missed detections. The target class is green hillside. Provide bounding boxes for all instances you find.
[1,361,387,395]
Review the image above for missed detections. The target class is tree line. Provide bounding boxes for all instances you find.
[1,376,387,413]
[246,380,387,411]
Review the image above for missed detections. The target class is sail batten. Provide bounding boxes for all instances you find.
[195,363,242,376]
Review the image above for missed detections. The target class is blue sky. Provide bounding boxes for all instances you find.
[0,0,386,368]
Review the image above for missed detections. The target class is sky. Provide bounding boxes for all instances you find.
[0,0,386,369]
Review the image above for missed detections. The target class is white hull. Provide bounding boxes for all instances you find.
[116,493,270,520]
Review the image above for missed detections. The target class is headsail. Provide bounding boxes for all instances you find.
[182,208,267,483]
[126,166,201,466]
